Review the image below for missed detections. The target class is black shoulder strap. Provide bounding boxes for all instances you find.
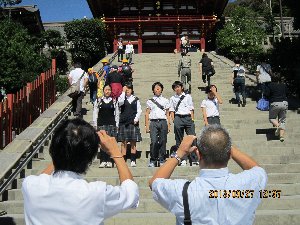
[261,64,271,75]
[149,98,165,111]
[182,181,192,225]
[175,95,186,113]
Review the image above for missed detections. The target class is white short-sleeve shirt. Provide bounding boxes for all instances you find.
[201,97,220,117]
[169,93,194,115]
[22,171,139,225]
[152,166,267,225]
[146,96,170,120]
[68,68,87,92]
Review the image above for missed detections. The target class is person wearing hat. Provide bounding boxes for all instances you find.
[178,52,192,94]
[201,85,223,126]
[117,38,124,62]
[105,65,124,99]
[119,58,134,84]
[169,81,197,166]
[87,68,99,104]
[100,58,110,80]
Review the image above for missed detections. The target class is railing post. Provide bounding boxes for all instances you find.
[138,38,143,54]
[51,58,56,75]
[41,73,45,112]
[7,94,13,144]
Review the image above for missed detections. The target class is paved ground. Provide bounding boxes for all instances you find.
[1,52,300,225]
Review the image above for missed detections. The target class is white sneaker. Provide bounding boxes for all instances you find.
[99,162,107,168]
[106,162,113,168]
[131,161,136,167]
[192,162,199,166]
[180,160,187,167]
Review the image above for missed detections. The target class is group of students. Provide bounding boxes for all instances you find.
[93,73,224,168]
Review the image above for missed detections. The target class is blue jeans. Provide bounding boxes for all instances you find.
[89,88,97,103]
[233,77,246,102]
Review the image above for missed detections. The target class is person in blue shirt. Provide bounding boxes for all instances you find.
[149,125,267,225]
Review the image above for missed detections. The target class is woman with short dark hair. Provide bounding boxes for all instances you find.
[93,84,119,168]
[22,119,139,225]
[117,83,142,167]
[264,73,288,142]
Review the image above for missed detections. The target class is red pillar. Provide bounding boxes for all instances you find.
[176,37,181,52]
[51,58,56,75]
[41,73,45,113]
[200,37,206,52]
[138,38,142,54]
[113,39,118,52]
[7,93,13,143]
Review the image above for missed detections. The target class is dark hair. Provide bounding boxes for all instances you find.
[271,72,283,83]
[172,81,184,90]
[74,62,81,68]
[49,118,99,174]
[205,84,217,94]
[202,53,208,58]
[181,52,186,57]
[197,125,231,166]
[125,83,134,94]
[234,57,241,64]
[103,83,112,92]
[152,82,164,92]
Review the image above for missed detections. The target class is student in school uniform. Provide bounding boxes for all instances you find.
[145,82,170,167]
[201,85,223,126]
[117,84,142,167]
[169,81,198,166]
[93,84,119,168]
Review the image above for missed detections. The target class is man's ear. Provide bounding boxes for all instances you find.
[195,148,202,160]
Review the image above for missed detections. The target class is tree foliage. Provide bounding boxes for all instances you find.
[216,6,266,68]
[43,29,64,49]
[64,19,106,70]
[0,19,50,93]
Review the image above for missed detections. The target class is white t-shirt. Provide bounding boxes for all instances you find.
[256,64,272,83]
[201,97,219,117]
[125,44,134,54]
[68,68,87,92]
[22,172,139,225]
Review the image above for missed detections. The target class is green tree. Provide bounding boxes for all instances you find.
[0,19,50,93]
[43,29,64,49]
[64,19,106,70]
[216,6,266,69]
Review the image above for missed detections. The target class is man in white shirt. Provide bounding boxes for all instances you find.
[201,85,223,126]
[22,118,139,225]
[256,59,272,96]
[145,82,170,167]
[149,125,268,225]
[169,81,197,166]
[68,62,88,117]
[117,38,124,62]
[125,41,134,64]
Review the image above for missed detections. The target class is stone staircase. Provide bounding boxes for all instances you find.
[1,52,300,225]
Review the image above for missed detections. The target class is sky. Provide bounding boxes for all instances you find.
[18,0,93,22]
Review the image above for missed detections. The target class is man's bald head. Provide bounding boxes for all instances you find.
[197,125,231,167]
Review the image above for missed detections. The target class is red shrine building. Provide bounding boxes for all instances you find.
[87,0,228,53]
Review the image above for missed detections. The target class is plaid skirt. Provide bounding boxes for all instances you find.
[97,125,118,138]
[117,124,142,142]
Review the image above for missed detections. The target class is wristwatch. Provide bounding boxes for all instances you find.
[170,152,182,165]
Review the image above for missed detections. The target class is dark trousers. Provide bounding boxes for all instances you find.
[174,115,197,162]
[181,68,191,93]
[233,77,246,102]
[207,116,221,125]
[72,91,84,117]
[126,53,133,64]
[202,72,211,86]
[118,49,123,61]
[150,120,168,162]
[89,86,97,103]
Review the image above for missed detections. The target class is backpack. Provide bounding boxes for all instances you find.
[88,72,98,85]
[122,64,132,77]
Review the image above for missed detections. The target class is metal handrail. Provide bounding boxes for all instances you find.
[0,105,72,196]
[0,51,118,197]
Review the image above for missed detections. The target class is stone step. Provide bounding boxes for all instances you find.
[3,210,300,225]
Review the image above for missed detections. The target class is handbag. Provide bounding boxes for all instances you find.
[68,71,85,98]
[257,95,269,111]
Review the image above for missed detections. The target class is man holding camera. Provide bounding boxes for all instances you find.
[149,125,267,225]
